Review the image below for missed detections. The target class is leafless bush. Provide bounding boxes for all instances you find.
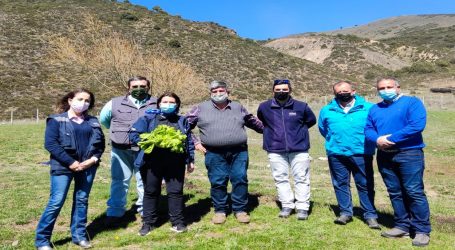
[48,14,205,103]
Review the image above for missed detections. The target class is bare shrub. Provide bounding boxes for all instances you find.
[48,14,205,103]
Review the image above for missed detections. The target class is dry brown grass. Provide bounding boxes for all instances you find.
[48,14,205,103]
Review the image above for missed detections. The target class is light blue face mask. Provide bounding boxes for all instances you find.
[160,103,177,114]
[379,89,398,101]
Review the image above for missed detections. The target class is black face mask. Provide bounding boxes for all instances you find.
[274,92,289,101]
[335,93,354,102]
[130,88,148,101]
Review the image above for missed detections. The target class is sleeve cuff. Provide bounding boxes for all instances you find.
[91,156,99,163]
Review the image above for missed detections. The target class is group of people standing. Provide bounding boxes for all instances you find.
[35,76,431,249]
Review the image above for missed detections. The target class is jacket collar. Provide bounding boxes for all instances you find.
[211,99,232,110]
[271,97,294,108]
[328,95,365,112]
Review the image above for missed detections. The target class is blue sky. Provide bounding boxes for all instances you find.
[130,0,455,40]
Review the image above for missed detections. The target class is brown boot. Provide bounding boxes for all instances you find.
[235,212,250,224]
[211,213,226,224]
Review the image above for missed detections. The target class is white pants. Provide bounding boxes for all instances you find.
[268,152,311,210]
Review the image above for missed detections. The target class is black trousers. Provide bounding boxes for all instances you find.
[140,151,186,226]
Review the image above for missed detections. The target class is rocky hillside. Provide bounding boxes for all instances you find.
[0,0,350,120]
[265,15,455,88]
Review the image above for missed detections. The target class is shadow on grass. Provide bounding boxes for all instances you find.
[52,203,139,247]
[329,204,395,228]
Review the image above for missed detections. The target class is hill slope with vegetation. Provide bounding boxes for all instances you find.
[0,0,349,120]
[265,14,455,92]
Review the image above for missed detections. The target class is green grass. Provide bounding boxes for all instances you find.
[0,111,455,249]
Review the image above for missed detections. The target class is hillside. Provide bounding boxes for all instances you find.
[323,14,455,40]
[265,15,455,88]
[0,0,349,120]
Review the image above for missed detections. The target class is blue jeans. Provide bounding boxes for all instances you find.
[205,148,249,213]
[106,147,144,217]
[377,149,431,234]
[328,155,377,219]
[35,167,97,248]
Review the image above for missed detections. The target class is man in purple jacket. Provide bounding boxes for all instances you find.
[257,79,316,220]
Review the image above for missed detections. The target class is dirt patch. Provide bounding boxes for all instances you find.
[433,215,455,233]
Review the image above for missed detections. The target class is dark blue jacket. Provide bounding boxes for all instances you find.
[129,113,195,168]
[257,97,316,153]
[44,112,105,175]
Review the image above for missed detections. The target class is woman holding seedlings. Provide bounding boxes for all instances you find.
[130,92,195,236]
[35,89,105,250]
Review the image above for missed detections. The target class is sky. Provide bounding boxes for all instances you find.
[129,0,455,40]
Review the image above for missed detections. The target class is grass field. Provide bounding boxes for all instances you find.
[0,110,454,249]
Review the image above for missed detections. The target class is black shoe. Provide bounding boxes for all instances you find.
[74,240,91,249]
[138,224,155,236]
[334,215,352,225]
[170,224,188,233]
[366,218,381,230]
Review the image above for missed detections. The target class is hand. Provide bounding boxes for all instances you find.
[69,161,81,172]
[195,143,207,154]
[377,134,395,149]
[186,163,195,173]
[80,158,96,170]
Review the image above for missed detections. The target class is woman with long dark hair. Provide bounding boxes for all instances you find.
[35,89,105,249]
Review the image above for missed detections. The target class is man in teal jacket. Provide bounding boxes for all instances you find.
[318,81,379,229]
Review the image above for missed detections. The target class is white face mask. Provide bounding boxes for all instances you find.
[71,100,90,113]
[211,93,228,104]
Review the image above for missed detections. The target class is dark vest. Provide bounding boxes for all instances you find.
[110,95,157,145]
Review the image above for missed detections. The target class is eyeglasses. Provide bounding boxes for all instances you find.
[131,85,148,89]
[274,79,290,85]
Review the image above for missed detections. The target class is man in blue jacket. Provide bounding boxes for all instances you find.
[257,79,316,220]
[365,77,431,247]
[318,81,379,229]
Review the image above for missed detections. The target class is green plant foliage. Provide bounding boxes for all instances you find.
[138,125,187,154]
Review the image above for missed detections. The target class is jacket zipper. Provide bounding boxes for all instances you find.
[281,107,289,152]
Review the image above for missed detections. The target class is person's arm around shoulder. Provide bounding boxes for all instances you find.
[242,105,264,133]
[99,100,113,129]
